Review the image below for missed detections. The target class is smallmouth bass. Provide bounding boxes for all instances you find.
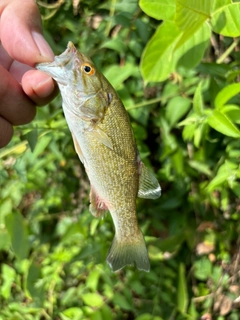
[37,42,161,272]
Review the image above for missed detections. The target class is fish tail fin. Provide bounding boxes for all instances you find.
[106,229,150,272]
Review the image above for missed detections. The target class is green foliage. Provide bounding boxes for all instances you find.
[1,0,240,319]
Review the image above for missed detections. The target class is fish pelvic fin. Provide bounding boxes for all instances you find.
[106,230,150,272]
[89,188,109,218]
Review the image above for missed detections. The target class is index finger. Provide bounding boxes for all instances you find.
[0,0,54,66]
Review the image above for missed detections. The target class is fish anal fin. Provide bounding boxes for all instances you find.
[71,132,84,164]
[89,188,108,218]
[89,126,113,150]
[138,161,161,200]
[107,229,150,272]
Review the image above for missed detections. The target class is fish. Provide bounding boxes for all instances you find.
[36,42,161,272]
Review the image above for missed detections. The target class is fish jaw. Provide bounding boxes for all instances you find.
[36,42,79,86]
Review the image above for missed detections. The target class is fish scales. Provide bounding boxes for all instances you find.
[37,42,161,272]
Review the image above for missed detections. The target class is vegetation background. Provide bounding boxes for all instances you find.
[0,0,240,319]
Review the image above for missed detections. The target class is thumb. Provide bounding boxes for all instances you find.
[0,0,54,67]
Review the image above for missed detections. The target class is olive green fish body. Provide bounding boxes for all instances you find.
[37,42,161,272]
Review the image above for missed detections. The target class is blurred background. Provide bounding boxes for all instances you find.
[0,0,240,319]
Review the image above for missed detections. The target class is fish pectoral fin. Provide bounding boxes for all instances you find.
[90,126,113,150]
[71,132,84,164]
[138,162,161,200]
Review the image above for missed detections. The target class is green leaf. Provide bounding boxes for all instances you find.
[193,81,204,115]
[61,307,84,319]
[166,96,191,128]
[211,3,240,37]
[26,262,44,304]
[113,292,132,310]
[0,264,16,299]
[177,263,188,313]
[141,21,210,82]
[139,0,176,21]
[214,83,240,110]
[140,21,181,82]
[82,293,104,308]
[207,110,240,138]
[25,128,38,152]
[194,257,212,281]
[174,0,211,49]
[104,64,138,88]
[101,39,127,55]
[5,213,30,260]
[175,22,211,69]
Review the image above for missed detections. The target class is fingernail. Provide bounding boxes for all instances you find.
[31,31,54,61]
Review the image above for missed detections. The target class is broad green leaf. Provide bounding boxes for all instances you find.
[177,263,188,313]
[211,3,240,37]
[139,0,176,21]
[166,96,191,128]
[174,0,210,48]
[176,0,212,17]
[5,212,30,260]
[140,21,181,82]
[141,21,210,82]
[82,293,104,308]
[212,0,231,12]
[193,81,204,115]
[214,83,240,110]
[207,110,240,138]
[175,22,211,69]
[220,104,240,124]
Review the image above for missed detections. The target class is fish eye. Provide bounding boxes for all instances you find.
[82,64,95,75]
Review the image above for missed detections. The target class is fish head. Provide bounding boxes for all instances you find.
[36,42,105,110]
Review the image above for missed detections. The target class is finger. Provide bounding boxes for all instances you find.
[10,60,33,82]
[0,0,54,66]
[0,65,36,125]
[0,117,13,148]
[22,70,59,106]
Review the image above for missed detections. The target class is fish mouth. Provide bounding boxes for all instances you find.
[36,41,80,85]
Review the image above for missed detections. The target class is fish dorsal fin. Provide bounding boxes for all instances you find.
[138,162,161,199]
[90,126,113,150]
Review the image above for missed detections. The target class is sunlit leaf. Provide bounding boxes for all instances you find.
[174,0,210,49]
[214,83,240,110]
[140,21,181,82]
[207,110,240,137]
[139,0,176,21]
[211,3,240,37]
[82,293,104,308]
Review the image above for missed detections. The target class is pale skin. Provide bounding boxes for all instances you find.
[0,0,58,147]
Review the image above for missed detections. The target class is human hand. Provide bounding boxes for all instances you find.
[0,0,58,147]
